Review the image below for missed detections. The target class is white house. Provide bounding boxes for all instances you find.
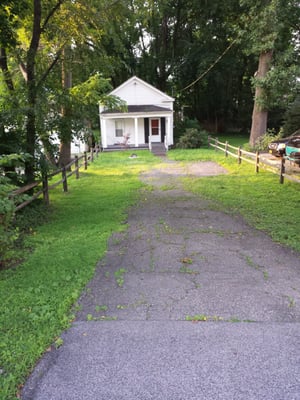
[99,76,174,151]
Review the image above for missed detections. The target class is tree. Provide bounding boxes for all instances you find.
[0,0,130,180]
[0,0,67,182]
[171,0,255,132]
[283,95,300,135]
[239,0,300,146]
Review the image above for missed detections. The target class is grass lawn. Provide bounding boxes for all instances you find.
[0,150,160,400]
[1,145,299,399]
[168,147,300,252]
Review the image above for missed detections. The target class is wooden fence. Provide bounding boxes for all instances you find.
[208,137,300,185]
[9,148,100,212]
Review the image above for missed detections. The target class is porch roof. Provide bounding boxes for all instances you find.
[101,104,172,115]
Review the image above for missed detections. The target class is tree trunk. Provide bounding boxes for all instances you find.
[249,50,273,147]
[58,49,72,167]
[59,140,71,167]
[24,0,42,183]
[0,47,14,92]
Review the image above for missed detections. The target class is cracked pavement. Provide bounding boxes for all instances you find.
[22,161,300,400]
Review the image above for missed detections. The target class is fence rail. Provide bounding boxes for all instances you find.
[10,147,100,212]
[208,136,300,185]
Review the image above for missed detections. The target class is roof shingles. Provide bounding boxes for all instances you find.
[101,105,171,114]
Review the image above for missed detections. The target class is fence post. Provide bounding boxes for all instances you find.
[62,165,68,192]
[238,146,242,164]
[208,135,211,148]
[42,174,50,205]
[214,137,218,151]
[255,151,260,173]
[75,156,79,179]
[225,141,228,157]
[279,157,285,184]
[84,152,88,170]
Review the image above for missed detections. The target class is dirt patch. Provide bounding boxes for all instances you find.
[153,160,228,176]
[140,160,227,188]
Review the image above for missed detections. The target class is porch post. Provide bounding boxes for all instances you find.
[101,119,107,148]
[166,116,171,146]
[134,117,139,147]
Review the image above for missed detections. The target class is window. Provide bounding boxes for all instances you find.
[115,120,124,137]
[151,119,159,136]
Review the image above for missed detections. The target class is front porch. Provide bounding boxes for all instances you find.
[102,143,149,152]
[102,142,167,157]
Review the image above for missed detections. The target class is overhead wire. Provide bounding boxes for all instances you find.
[180,39,237,93]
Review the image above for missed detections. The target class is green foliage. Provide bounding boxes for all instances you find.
[0,152,30,184]
[283,95,300,135]
[0,177,15,227]
[176,128,209,149]
[247,129,284,152]
[0,153,32,266]
[239,0,280,54]
[114,268,127,287]
[71,73,111,106]
[0,176,18,267]
[70,73,127,120]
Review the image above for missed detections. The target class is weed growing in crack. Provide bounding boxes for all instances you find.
[263,270,269,280]
[87,313,117,321]
[95,305,108,312]
[114,268,127,287]
[117,304,127,309]
[288,296,295,308]
[185,314,223,322]
[244,254,269,280]
[179,265,199,274]
[160,184,176,191]
[228,317,256,323]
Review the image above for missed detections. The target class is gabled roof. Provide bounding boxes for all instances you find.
[110,76,174,103]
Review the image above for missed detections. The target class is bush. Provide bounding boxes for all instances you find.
[244,129,284,152]
[0,176,19,267]
[0,153,31,267]
[176,127,209,149]
[174,117,202,142]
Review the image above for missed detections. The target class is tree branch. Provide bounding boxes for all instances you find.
[41,0,65,32]
[0,47,14,91]
[36,46,65,88]
[19,60,28,81]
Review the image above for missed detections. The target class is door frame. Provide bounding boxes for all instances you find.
[150,118,161,142]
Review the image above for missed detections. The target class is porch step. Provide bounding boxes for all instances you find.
[151,143,167,157]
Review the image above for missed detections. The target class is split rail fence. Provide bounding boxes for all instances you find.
[10,148,100,212]
[208,137,300,185]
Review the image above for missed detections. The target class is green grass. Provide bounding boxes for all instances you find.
[1,146,300,399]
[168,148,300,252]
[0,150,160,400]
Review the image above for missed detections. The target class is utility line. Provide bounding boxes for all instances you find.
[180,39,237,92]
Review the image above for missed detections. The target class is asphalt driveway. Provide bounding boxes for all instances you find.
[22,161,300,400]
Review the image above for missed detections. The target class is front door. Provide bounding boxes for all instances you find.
[150,118,161,142]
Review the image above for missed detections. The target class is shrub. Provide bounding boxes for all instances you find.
[174,117,202,143]
[0,153,31,267]
[176,127,209,149]
[244,129,284,152]
[0,176,18,267]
